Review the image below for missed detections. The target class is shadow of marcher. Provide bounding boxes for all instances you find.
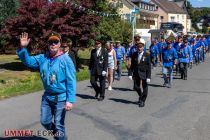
[112,87,134,92]
[76,93,96,100]
[109,98,138,105]
[0,136,48,140]
[173,77,182,79]
[148,84,165,88]
[0,62,27,71]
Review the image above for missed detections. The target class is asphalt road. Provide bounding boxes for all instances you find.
[1,55,210,140]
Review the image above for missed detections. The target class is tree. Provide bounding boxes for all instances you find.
[0,0,100,53]
[93,17,132,43]
[0,0,17,53]
[186,0,210,33]
[0,0,17,29]
[90,0,132,44]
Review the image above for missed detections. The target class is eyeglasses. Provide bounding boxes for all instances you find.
[48,40,59,46]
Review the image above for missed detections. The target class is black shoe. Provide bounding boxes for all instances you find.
[98,96,104,101]
[163,83,167,87]
[138,101,145,107]
[95,93,99,99]
[167,84,172,88]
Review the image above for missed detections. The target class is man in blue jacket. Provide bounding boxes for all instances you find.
[178,38,193,80]
[114,41,126,81]
[17,32,76,140]
[161,40,178,88]
[149,40,159,68]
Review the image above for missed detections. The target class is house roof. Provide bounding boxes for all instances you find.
[175,1,185,8]
[175,1,191,19]
[151,0,187,14]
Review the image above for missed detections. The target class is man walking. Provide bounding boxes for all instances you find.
[17,32,76,140]
[130,41,151,107]
[177,38,193,80]
[161,40,178,88]
[114,41,126,81]
[89,40,108,101]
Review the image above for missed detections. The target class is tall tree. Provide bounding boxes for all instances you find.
[90,0,132,44]
[0,0,100,53]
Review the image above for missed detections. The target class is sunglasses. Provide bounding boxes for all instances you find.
[48,40,59,46]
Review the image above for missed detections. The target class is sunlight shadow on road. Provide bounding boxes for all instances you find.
[109,98,138,105]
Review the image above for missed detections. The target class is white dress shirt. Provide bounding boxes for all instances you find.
[96,47,102,57]
[138,51,144,63]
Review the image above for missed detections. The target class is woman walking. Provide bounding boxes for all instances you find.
[106,42,117,90]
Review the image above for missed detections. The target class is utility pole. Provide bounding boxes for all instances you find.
[131,8,139,44]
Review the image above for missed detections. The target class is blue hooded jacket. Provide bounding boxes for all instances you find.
[17,48,76,103]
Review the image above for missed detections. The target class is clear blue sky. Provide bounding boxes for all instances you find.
[189,0,210,7]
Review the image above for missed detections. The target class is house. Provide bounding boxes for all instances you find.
[131,0,159,29]
[108,0,158,29]
[150,0,189,33]
[196,16,210,30]
[175,0,191,32]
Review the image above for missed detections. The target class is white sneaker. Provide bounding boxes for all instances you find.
[108,86,112,90]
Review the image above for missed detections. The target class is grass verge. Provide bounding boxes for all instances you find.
[0,73,43,99]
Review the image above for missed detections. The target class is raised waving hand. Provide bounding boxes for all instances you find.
[19,32,30,48]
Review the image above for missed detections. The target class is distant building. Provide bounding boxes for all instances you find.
[150,0,191,33]
[175,0,191,32]
[196,16,210,30]
[131,0,159,29]
[108,0,159,29]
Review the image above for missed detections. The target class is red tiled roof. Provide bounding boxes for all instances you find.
[151,0,187,14]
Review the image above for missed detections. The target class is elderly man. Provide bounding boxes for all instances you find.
[17,32,76,140]
[130,40,151,107]
[89,40,108,101]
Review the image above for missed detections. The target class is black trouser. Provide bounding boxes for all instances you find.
[208,44,210,53]
[133,76,148,103]
[179,62,188,79]
[90,74,106,98]
[128,68,132,76]
[150,55,157,67]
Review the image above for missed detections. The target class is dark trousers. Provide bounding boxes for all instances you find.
[133,76,148,103]
[90,74,106,98]
[150,56,157,67]
[179,62,188,79]
[208,44,210,53]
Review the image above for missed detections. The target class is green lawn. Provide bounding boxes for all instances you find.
[0,55,19,63]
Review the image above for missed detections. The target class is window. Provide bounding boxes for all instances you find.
[141,3,145,9]
[177,15,179,20]
[160,16,164,22]
[170,16,175,22]
[149,6,153,11]
[145,5,148,10]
